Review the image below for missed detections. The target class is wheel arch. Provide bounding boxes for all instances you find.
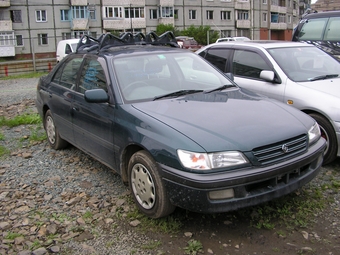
[120,144,145,184]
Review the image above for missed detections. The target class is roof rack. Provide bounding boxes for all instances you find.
[76,31,179,53]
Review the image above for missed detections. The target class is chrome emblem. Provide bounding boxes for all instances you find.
[282,144,289,153]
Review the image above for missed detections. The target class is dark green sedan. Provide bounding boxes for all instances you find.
[36,33,326,218]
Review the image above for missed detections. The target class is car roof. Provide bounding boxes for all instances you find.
[208,40,314,50]
[302,10,340,19]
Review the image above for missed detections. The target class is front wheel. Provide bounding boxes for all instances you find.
[309,113,337,165]
[44,110,68,150]
[128,150,175,218]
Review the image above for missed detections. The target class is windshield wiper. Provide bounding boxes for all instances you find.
[308,74,339,81]
[203,84,236,94]
[153,89,203,101]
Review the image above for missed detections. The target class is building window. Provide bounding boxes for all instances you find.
[72,6,86,19]
[221,30,231,37]
[73,30,90,38]
[0,32,14,46]
[207,10,214,20]
[288,15,291,23]
[174,9,178,19]
[279,14,285,23]
[10,10,22,23]
[189,10,196,20]
[271,0,278,6]
[263,0,267,4]
[125,7,145,18]
[61,10,70,21]
[263,12,267,22]
[150,9,158,19]
[62,33,72,40]
[105,6,123,18]
[38,34,48,45]
[89,10,96,20]
[271,13,278,23]
[36,10,47,22]
[237,11,249,20]
[160,6,173,18]
[221,11,231,20]
[16,35,23,46]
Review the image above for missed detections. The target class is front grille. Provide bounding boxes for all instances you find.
[252,134,307,165]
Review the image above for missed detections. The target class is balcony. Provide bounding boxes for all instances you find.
[278,6,287,13]
[70,0,87,6]
[159,17,174,25]
[270,22,287,30]
[103,19,146,30]
[0,0,10,7]
[72,19,89,30]
[270,5,279,12]
[0,20,12,31]
[235,1,250,10]
[102,0,145,6]
[236,20,250,28]
[159,0,174,5]
[0,31,15,57]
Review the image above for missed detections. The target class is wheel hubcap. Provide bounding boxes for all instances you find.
[46,116,56,144]
[131,163,155,209]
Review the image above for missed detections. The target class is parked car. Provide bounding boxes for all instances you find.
[196,40,339,164]
[292,11,340,62]
[56,39,80,62]
[176,36,202,51]
[36,32,325,218]
[216,37,250,43]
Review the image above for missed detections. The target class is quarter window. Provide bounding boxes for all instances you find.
[233,50,271,79]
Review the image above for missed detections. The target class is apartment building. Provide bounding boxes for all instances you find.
[0,0,309,59]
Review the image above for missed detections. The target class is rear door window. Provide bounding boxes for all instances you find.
[204,48,231,72]
[324,17,340,40]
[298,18,328,40]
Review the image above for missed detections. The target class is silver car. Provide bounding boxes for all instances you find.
[196,41,340,164]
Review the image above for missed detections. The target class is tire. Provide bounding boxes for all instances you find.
[44,110,68,150]
[309,113,337,165]
[128,150,175,218]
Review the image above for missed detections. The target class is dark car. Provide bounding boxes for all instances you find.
[292,11,340,61]
[36,32,326,218]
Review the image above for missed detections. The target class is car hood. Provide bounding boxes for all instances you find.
[132,90,312,152]
[296,78,340,97]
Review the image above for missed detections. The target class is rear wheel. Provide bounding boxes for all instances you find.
[309,113,337,164]
[44,110,68,150]
[128,150,175,218]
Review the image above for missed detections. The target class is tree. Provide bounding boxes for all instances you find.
[155,24,180,36]
[181,25,219,45]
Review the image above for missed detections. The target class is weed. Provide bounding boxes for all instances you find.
[0,132,4,140]
[52,212,69,223]
[0,145,10,157]
[83,210,93,220]
[0,113,42,127]
[141,240,162,250]
[183,239,203,255]
[5,232,23,240]
[29,126,46,142]
[30,240,41,250]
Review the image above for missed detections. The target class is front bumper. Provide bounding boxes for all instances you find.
[161,138,326,213]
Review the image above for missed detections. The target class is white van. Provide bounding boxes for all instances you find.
[56,39,79,62]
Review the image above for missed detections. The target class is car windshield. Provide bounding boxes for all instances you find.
[268,46,340,82]
[113,52,235,102]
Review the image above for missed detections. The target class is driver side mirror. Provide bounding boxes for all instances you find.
[260,70,275,82]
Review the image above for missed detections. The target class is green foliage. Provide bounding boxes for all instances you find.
[0,145,10,157]
[5,232,23,240]
[156,24,180,36]
[181,25,219,45]
[0,113,42,127]
[141,240,162,250]
[184,239,203,255]
[0,132,4,140]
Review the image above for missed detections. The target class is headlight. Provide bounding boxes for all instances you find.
[308,122,321,145]
[177,149,249,170]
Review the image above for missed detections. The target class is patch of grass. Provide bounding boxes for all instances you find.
[0,113,42,127]
[30,240,41,250]
[28,126,47,142]
[51,212,70,223]
[5,232,23,240]
[127,208,182,234]
[183,239,203,255]
[0,72,47,80]
[241,186,326,230]
[0,145,10,157]
[141,240,162,250]
[0,132,4,140]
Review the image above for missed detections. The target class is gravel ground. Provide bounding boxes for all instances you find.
[1,77,340,255]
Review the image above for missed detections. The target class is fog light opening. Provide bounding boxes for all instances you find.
[209,189,234,200]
